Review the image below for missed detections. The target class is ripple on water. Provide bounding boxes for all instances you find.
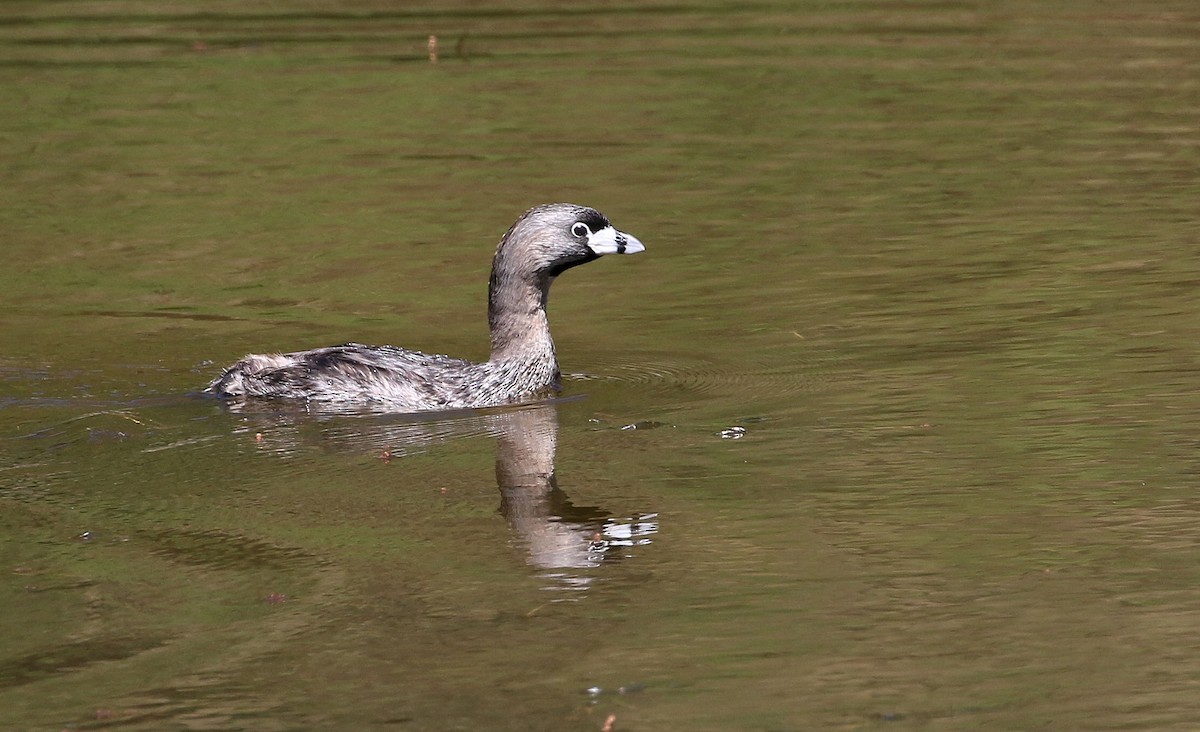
[139,527,322,572]
[225,402,517,457]
[0,635,170,692]
[568,350,854,403]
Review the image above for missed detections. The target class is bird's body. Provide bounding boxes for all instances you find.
[206,203,644,411]
[207,343,557,411]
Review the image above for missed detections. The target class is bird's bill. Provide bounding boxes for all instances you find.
[587,226,645,255]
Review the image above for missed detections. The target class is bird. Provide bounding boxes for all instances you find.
[205,203,645,411]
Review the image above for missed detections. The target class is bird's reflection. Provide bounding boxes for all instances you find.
[494,406,616,580]
[221,399,656,590]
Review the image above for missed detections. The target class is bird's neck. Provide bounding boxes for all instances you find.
[487,265,558,376]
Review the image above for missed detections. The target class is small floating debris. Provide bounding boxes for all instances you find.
[428,34,438,63]
[621,420,669,431]
[585,683,647,698]
[718,426,746,439]
[264,593,289,605]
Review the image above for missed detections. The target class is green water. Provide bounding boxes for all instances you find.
[3,1,1200,729]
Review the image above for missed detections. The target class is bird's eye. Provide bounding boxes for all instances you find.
[571,222,591,239]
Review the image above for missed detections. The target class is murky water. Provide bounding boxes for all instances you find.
[3,1,1200,729]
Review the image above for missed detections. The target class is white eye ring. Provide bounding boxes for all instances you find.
[571,222,591,239]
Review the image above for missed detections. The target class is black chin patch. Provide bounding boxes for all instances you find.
[548,250,600,278]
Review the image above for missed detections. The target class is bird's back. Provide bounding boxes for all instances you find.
[207,343,483,410]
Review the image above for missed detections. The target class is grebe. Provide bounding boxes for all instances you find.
[206,203,644,411]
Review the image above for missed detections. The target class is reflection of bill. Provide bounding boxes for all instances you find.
[222,399,656,590]
[493,406,658,589]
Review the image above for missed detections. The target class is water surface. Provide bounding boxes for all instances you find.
[3,1,1200,730]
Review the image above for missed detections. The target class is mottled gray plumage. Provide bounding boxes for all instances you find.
[206,203,644,411]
